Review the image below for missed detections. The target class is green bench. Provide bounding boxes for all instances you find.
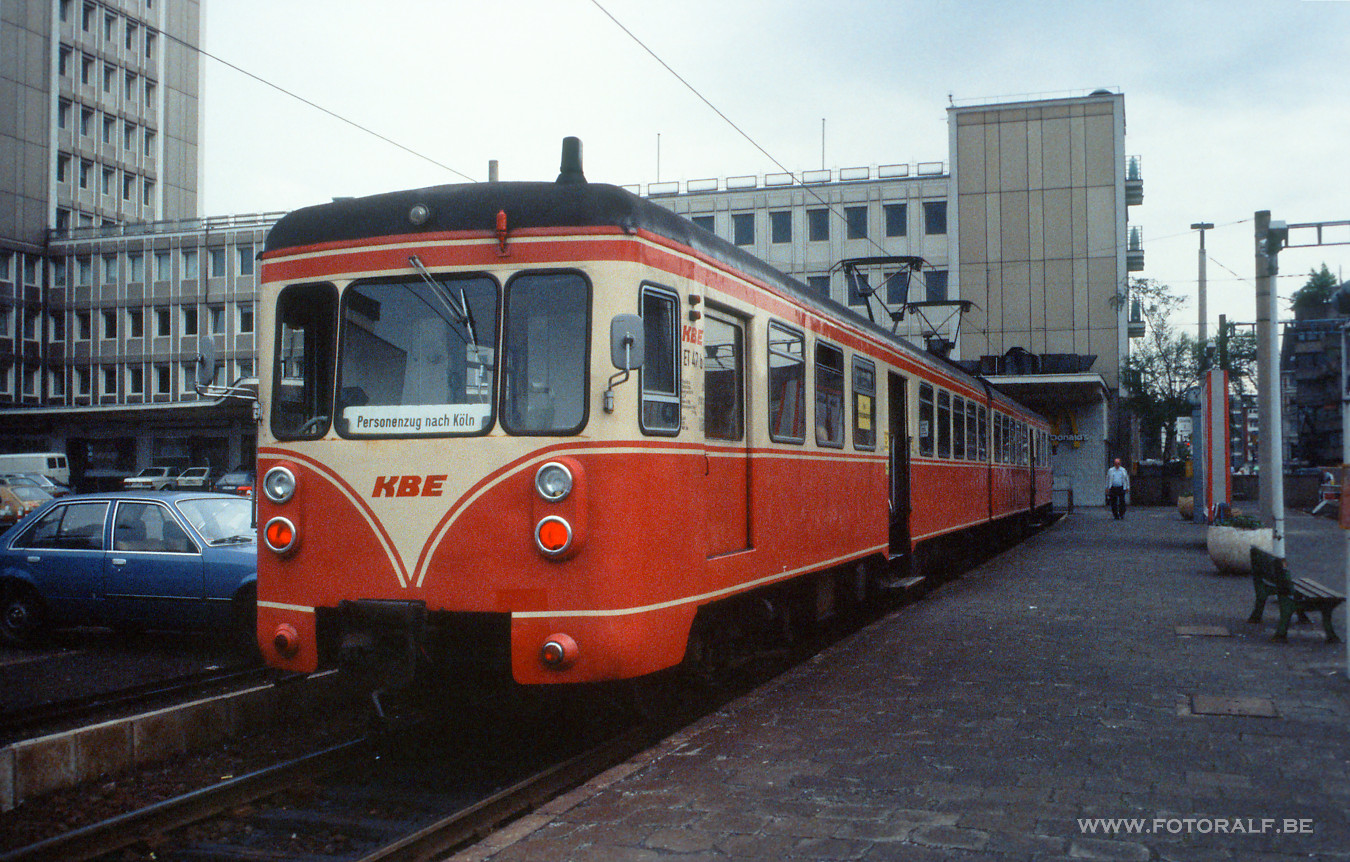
[1248,547,1344,644]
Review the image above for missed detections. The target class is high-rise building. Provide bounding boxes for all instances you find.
[1,0,201,411]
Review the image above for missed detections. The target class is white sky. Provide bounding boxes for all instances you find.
[199,0,1350,337]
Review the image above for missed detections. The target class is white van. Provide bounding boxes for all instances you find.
[0,452,70,486]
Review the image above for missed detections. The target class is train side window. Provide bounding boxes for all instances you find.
[917,383,934,456]
[851,357,876,450]
[271,282,337,440]
[704,313,744,441]
[502,271,590,435]
[814,341,844,448]
[977,405,988,460]
[767,322,805,443]
[936,390,951,459]
[965,400,978,461]
[993,413,1003,463]
[952,395,966,459]
[639,286,680,435]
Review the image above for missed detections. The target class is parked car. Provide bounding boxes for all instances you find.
[0,484,52,527]
[122,467,179,491]
[15,473,72,497]
[213,469,255,497]
[174,467,216,491]
[0,492,257,646]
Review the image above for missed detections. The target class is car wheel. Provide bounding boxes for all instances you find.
[1,584,47,647]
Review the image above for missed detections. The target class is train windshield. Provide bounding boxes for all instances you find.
[336,275,499,437]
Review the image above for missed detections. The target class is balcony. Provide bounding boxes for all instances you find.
[1125,156,1143,206]
[1127,225,1145,272]
[1128,298,1145,338]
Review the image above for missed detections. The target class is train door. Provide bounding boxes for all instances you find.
[888,372,910,556]
[703,311,750,556]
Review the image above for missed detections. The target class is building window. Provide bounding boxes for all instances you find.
[58,100,71,128]
[125,73,137,102]
[101,167,113,195]
[770,211,792,244]
[923,201,948,235]
[23,368,38,397]
[808,208,829,242]
[128,366,143,395]
[144,80,155,107]
[57,155,70,183]
[60,0,71,23]
[182,306,198,336]
[731,213,754,246]
[77,256,91,286]
[209,249,226,278]
[0,308,9,339]
[155,364,170,394]
[126,22,137,51]
[690,215,714,234]
[103,13,115,41]
[237,302,254,333]
[926,270,949,302]
[182,250,198,279]
[144,129,155,156]
[51,312,65,342]
[79,160,91,189]
[210,305,224,335]
[102,309,117,339]
[80,56,92,86]
[807,276,830,298]
[156,306,170,336]
[847,273,870,307]
[142,180,153,207]
[154,251,170,281]
[123,121,136,149]
[237,245,254,275]
[122,173,134,200]
[102,366,116,396]
[845,206,867,240]
[102,254,117,283]
[49,369,65,400]
[82,3,93,30]
[884,203,907,237]
[0,253,8,281]
[127,254,143,283]
[76,367,90,396]
[128,308,144,338]
[103,116,115,144]
[103,64,115,93]
[24,310,39,341]
[884,270,911,305]
[145,32,155,60]
[76,310,90,340]
[80,107,92,136]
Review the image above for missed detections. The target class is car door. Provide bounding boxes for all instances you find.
[104,500,207,629]
[8,501,111,623]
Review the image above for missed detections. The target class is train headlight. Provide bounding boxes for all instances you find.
[534,461,573,502]
[262,466,296,504]
[264,517,298,554]
[535,516,573,555]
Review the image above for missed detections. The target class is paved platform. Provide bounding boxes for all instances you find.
[457,508,1350,862]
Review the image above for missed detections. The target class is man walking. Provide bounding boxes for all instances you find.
[1106,458,1130,520]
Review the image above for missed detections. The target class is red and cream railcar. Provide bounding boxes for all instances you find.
[253,143,1051,687]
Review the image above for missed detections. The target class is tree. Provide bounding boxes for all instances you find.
[1117,279,1197,462]
[1290,264,1338,310]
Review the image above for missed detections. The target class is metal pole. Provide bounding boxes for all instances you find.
[1342,322,1349,678]
[1255,211,1286,556]
[1192,222,1213,345]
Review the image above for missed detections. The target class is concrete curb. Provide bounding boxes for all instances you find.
[0,670,342,811]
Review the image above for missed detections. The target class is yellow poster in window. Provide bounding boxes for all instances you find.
[857,394,872,431]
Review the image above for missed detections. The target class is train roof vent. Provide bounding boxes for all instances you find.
[556,137,587,185]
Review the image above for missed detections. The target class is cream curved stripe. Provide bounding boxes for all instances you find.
[512,544,889,620]
[414,442,698,587]
[268,451,412,588]
[258,600,316,614]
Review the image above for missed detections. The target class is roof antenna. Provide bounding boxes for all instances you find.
[556,136,586,185]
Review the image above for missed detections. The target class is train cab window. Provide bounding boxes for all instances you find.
[703,313,744,441]
[936,390,951,459]
[640,286,680,435]
[977,405,988,461]
[271,282,337,439]
[767,322,805,443]
[952,395,966,459]
[851,357,876,450]
[917,383,934,457]
[814,341,844,448]
[966,400,978,461]
[336,274,499,437]
[503,272,590,435]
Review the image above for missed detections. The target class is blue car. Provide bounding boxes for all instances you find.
[0,492,256,646]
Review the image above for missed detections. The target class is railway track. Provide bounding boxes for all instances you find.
[0,663,271,743]
[0,716,655,862]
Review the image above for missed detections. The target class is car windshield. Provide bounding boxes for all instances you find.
[219,471,249,484]
[136,468,168,477]
[12,487,52,502]
[175,497,255,543]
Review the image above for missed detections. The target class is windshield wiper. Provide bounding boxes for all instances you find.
[210,533,255,546]
[408,255,478,348]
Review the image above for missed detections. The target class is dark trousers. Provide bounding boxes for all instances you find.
[1108,487,1127,519]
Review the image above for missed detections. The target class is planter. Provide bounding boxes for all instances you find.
[1206,525,1273,574]
[1177,495,1194,520]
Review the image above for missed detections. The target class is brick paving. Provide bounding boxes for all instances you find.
[457,509,1350,862]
